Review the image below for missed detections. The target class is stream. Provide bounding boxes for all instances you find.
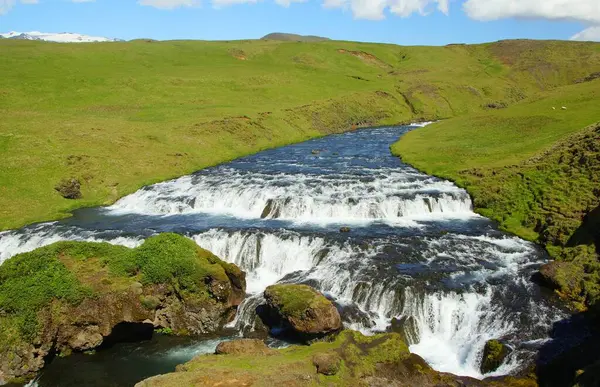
[0,124,566,385]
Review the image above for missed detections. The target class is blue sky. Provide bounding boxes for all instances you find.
[1,0,599,45]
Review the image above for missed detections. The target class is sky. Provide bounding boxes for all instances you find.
[0,0,599,45]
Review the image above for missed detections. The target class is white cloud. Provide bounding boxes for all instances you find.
[138,0,200,9]
[463,0,600,25]
[324,0,449,20]
[571,26,600,41]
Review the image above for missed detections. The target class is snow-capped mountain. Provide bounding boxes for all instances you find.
[0,31,121,43]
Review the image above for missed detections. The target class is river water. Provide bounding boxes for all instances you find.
[0,125,566,385]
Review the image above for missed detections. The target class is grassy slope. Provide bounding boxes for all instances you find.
[2,38,599,230]
[393,41,600,307]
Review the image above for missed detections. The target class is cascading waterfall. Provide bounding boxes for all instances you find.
[0,124,565,384]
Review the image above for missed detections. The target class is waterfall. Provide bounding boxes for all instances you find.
[0,224,143,265]
[106,168,474,224]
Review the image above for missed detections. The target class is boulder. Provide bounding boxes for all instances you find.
[258,284,342,342]
[216,339,273,356]
[340,227,351,233]
[480,340,510,374]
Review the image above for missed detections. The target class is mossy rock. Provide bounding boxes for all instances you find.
[0,233,246,383]
[480,340,510,374]
[534,261,585,303]
[259,284,342,342]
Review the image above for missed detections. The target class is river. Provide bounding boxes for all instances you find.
[0,124,566,386]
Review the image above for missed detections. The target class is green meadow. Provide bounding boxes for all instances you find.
[1,38,599,231]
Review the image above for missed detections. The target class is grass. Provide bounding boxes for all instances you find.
[2,38,600,230]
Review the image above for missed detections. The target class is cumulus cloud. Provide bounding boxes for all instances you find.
[323,0,449,20]
[463,0,600,25]
[571,26,600,41]
[138,0,200,9]
[463,0,600,43]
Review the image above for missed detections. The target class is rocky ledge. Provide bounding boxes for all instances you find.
[257,284,342,343]
[136,330,536,387]
[0,233,246,385]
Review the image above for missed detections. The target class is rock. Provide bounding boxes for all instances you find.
[313,352,341,375]
[311,149,321,155]
[480,340,510,374]
[339,227,351,233]
[533,261,584,299]
[68,326,104,351]
[389,316,420,344]
[55,178,82,199]
[258,284,342,342]
[215,339,272,356]
[0,234,247,384]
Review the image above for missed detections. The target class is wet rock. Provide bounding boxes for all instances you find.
[216,339,272,356]
[313,352,341,375]
[389,316,420,345]
[54,178,82,199]
[340,227,351,233]
[480,340,510,374]
[258,284,342,343]
[311,149,321,155]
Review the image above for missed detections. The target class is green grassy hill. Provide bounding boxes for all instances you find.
[1,38,599,230]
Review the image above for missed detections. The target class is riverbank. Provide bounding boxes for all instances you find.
[2,39,600,230]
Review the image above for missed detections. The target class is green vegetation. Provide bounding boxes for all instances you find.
[264,284,331,320]
[137,330,535,387]
[2,38,599,230]
[0,233,235,347]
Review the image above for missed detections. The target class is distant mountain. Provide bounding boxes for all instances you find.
[261,33,330,42]
[0,31,122,43]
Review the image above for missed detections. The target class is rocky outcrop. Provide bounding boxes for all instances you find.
[135,330,537,387]
[480,340,510,374]
[258,284,342,342]
[0,234,246,385]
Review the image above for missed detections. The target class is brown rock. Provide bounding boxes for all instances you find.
[215,339,272,356]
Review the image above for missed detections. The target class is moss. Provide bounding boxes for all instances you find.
[481,340,509,374]
[131,234,230,296]
[264,284,331,320]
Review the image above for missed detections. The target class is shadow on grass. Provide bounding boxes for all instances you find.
[567,204,600,254]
